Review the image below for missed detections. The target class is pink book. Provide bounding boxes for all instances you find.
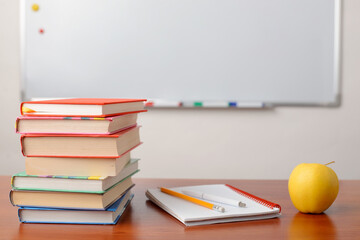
[16,113,138,135]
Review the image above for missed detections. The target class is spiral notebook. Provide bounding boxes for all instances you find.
[146,184,281,226]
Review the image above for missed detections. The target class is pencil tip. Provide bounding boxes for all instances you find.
[22,107,36,113]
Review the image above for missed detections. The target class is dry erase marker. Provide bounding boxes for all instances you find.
[160,187,225,213]
[182,190,246,208]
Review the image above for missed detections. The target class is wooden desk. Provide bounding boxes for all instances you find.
[1,177,359,239]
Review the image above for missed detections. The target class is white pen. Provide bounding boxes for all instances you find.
[182,190,246,208]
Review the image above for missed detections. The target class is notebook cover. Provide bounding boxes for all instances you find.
[20,126,141,157]
[20,98,147,117]
[15,114,139,135]
[18,193,134,224]
[11,168,139,194]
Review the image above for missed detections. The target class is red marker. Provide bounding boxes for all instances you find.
[145,101,154,107]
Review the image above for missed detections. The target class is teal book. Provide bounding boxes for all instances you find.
[10,159,139,210]
[10,175,134,210]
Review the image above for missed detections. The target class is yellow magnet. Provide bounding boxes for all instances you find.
[32,4,39,11]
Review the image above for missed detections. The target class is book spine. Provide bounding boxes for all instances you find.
[10,175,15,188]
[18,208,24,223]
[225,184,282,213]
[9,190,15,206]
[20,135,25,156]
[15,117,20,134]
[112,194,134,224]
[20,102,25,115]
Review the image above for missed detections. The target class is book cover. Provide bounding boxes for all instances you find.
[11,168,140,193]
[21,98,147,117]
[23,143,141,160]
[18,192,134,224]
[20,126,141,158]
[9,171,138,209]
[15,114,138,135]
[10,175,135,209]
[22,98,146,106]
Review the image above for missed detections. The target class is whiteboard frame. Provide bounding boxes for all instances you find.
[19,0,342,108]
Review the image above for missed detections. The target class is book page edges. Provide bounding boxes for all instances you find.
[16,123,137,135]
[12,169,139,194]
[21,125,139,138]
[22,109,147,117]
[23,142,142,158]
[18,194,134,224]
[21,98,147,105]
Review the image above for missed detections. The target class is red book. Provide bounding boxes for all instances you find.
[15,114,138,135]
[20,126,141,158]
[21,98,147,117]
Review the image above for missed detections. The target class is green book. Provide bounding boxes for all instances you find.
[11,159,139,193]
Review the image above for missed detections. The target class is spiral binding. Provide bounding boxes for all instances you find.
[225,184,281,213]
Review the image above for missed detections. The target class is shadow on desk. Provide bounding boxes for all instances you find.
[288,213,337,240]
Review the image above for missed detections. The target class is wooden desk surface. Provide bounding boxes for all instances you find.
[1,176,359,240]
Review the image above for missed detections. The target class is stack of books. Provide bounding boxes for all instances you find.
[10,98,146,224]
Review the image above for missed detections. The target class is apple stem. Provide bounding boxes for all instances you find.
[325,161,335,166]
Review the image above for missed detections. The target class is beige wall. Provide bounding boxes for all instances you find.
[1,0,359,179]
[0,0,23,175]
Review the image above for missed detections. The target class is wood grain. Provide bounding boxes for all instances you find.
[1,177,359,240]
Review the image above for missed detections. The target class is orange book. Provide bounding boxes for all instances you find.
[21,98,147,117]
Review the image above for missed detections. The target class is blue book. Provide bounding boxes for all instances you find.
[18,191,133,224]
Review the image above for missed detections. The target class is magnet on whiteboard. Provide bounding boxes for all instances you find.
[32,4,39,11]
[39,28,44,34]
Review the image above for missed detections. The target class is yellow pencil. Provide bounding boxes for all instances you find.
[160,187,225,213]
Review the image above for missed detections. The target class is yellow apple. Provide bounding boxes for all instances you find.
[288,162,339,214]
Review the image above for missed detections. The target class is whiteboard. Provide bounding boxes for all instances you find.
[21,0,341,107]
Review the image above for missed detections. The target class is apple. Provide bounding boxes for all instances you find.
[288,162,339,214]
